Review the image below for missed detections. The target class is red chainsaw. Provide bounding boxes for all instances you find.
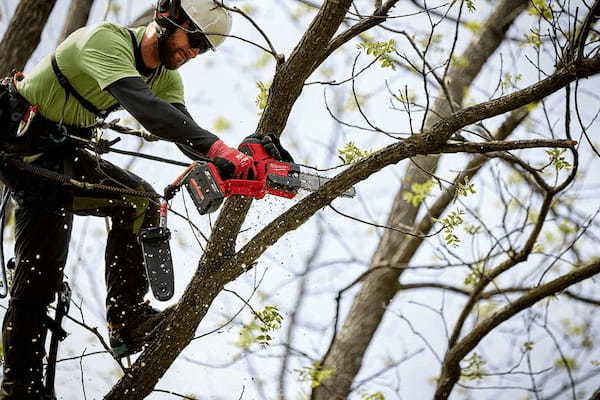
[170,140,355,215]
[139,140,356,301]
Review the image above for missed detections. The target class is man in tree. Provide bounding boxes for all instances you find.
[0,0,258,398]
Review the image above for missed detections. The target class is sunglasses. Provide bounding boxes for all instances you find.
[186,23,213,54]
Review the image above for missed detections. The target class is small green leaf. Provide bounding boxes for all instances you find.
[501,73,523,90]
[522,29,543,48]
[357,39,397,70]
[555,357,577,370]
[296,363,336,388]
[451,55,469,68]
[476,301,498,319]
[393,89,418,105]
[546,149,571,171]
[338,141,372,163]
[465,0,476,12]
[255,81,270,115]
[240,5,256,15]
[463,224,481,235]
[461,352,487,381]
[558,221,577,235]
[456,176,476,197]
[464,21,482,33]
[361,393,385,400]
[435,209,465,248]
[403,180,434,207]
[236,305,283,349]
[529,0,552,19]
[464,264,484,286]
[522,341,535,352]
[212,116,231,133]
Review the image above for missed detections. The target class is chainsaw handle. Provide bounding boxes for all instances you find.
[239,141,272,161]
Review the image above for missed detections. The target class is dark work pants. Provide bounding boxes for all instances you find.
[0,147,159,399]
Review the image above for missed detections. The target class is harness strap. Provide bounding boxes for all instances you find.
[50,55,109,119]
[4,157,161,199]
[50,29,140,120]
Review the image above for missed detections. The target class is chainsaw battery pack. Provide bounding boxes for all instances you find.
[183,161,225,215]
[139,226,174,301]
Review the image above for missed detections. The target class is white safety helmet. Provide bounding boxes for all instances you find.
[180,0,232,49]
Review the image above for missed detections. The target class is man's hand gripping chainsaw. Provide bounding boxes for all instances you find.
[171,137,356,214]
[139,135,356,302]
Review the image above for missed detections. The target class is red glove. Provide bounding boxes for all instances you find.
[207,140,256,180]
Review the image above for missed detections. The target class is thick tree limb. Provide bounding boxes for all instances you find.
[104,49,600,399]
[0,0,58,77]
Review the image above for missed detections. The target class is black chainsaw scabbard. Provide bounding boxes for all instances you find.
[139,227,174,301]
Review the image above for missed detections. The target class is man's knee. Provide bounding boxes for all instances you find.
[121,190,159,233]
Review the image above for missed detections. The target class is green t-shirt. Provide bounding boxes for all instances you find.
[17,23,184,127]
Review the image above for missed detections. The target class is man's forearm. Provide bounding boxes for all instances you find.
[106,76,218,156]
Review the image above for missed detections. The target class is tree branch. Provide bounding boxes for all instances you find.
[434,260,600,399]
[436,139,577,154]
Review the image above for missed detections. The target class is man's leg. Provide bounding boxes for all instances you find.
[69,150,166,356]
[1,204,72,399]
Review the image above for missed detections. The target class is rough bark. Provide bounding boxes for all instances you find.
[58,0,93,43]
[0,0,58,77]
[311,1,530,399]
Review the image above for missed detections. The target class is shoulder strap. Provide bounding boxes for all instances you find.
[127,29,161,84]
[51,54,107,119]
[128,29,139,64]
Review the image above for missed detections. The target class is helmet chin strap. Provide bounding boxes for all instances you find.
[154,0,180,67]
[157,29,171,66]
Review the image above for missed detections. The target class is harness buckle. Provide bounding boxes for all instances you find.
[49,125,68,144]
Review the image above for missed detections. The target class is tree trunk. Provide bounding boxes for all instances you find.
[0,0,58,77]
[58,0,94,43]
[311,2,529,399]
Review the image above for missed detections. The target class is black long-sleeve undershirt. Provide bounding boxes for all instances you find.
[106,76,218,160]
